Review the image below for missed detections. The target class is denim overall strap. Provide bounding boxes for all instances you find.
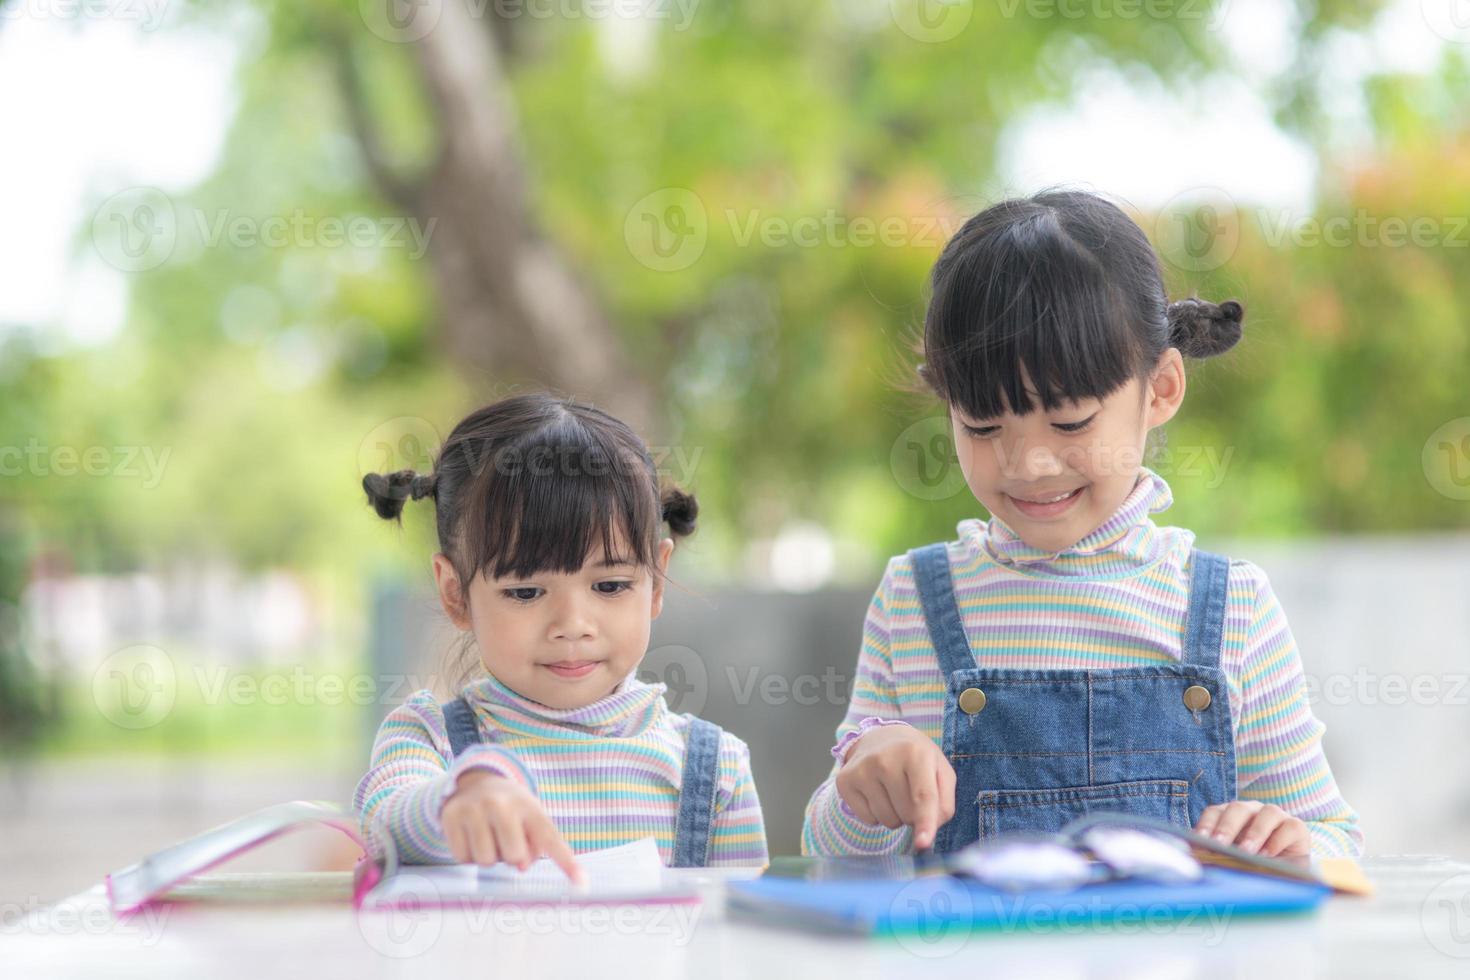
[1182,549,1230,670]
[917,540,1239,852]
[671,717,722,868]
[440,696,481,760]
[909,543,975,676]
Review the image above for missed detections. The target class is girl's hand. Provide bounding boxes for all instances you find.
[1193,800,1311,862]
[442,769,586,885]
[836,724,957,849]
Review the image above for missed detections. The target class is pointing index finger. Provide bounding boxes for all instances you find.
[534,820,586,887]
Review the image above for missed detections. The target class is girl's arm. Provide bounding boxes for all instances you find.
[705,731,770,866]
[801,561,916,855]
[352,690,537,864]
[1229,561,1364,857]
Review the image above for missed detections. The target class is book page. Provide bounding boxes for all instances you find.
[363,837,698,906]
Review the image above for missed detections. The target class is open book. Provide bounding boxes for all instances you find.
[1020,811,1372,896]
[105,801,699,916]
[356,835,685,909]
[784,812,1368,894]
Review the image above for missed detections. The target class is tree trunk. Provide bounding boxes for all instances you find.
[337,0,659,436]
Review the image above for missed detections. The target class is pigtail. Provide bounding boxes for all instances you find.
[364,394,697,586]
[362,468,437,523]
[660,486,699,538]
[1167,297,1245,359]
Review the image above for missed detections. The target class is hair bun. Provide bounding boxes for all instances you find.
[362,469,436,523]
[660,487,698,537]
[1167,297,1245,359]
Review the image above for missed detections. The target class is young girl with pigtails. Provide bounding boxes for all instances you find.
[355,393,768,878]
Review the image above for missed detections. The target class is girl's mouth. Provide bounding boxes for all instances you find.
[1006,486,1085,520]
[543,660,601,679]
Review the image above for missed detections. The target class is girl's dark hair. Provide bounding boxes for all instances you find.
[919,189,1245,419]
[362,393,697,592]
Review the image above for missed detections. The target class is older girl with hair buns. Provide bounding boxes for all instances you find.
[804,189,1363,863]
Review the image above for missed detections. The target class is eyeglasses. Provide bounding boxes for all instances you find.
[946,814,1205,892]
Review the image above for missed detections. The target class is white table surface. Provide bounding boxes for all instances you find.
[7,855,1470,979]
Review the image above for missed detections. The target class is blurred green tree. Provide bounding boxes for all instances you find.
[3,0,1466,599]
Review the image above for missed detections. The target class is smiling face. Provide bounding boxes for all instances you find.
[950,352,1187,554]
[432,531,674,709]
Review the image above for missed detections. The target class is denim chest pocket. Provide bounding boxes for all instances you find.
[976,778,1191,839]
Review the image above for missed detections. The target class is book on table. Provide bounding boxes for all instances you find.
[727,811,1370,936]
[105,800,699,916]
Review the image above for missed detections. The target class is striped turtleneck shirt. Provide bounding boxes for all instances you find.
[802,467,1363,858]
[355,671,768,867]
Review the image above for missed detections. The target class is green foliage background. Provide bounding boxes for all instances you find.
[3,0,1468,754]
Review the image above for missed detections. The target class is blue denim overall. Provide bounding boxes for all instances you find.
[907,543,1238,853]
[440,696,723,867]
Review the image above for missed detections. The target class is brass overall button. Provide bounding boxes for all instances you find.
[958,687,987,714]
[1183,685,1212,711]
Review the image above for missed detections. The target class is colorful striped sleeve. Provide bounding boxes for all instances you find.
[802,560,916,856]
[352,689,537,864]
[1227,561,1364,857]
[707,730,770,867]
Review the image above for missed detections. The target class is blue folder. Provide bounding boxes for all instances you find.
[727,864,1330,936]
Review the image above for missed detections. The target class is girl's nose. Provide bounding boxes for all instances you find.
[548,597,597,641]
[1002,436,1066,481]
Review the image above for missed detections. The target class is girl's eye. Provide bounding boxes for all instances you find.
[964,424,1001,439]
[502,587,543,602]
[594,581,633,596]
[1052,413,1098,434]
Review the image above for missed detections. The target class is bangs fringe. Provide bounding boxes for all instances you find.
[925,201,1153,420]
[458,423,659,582]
